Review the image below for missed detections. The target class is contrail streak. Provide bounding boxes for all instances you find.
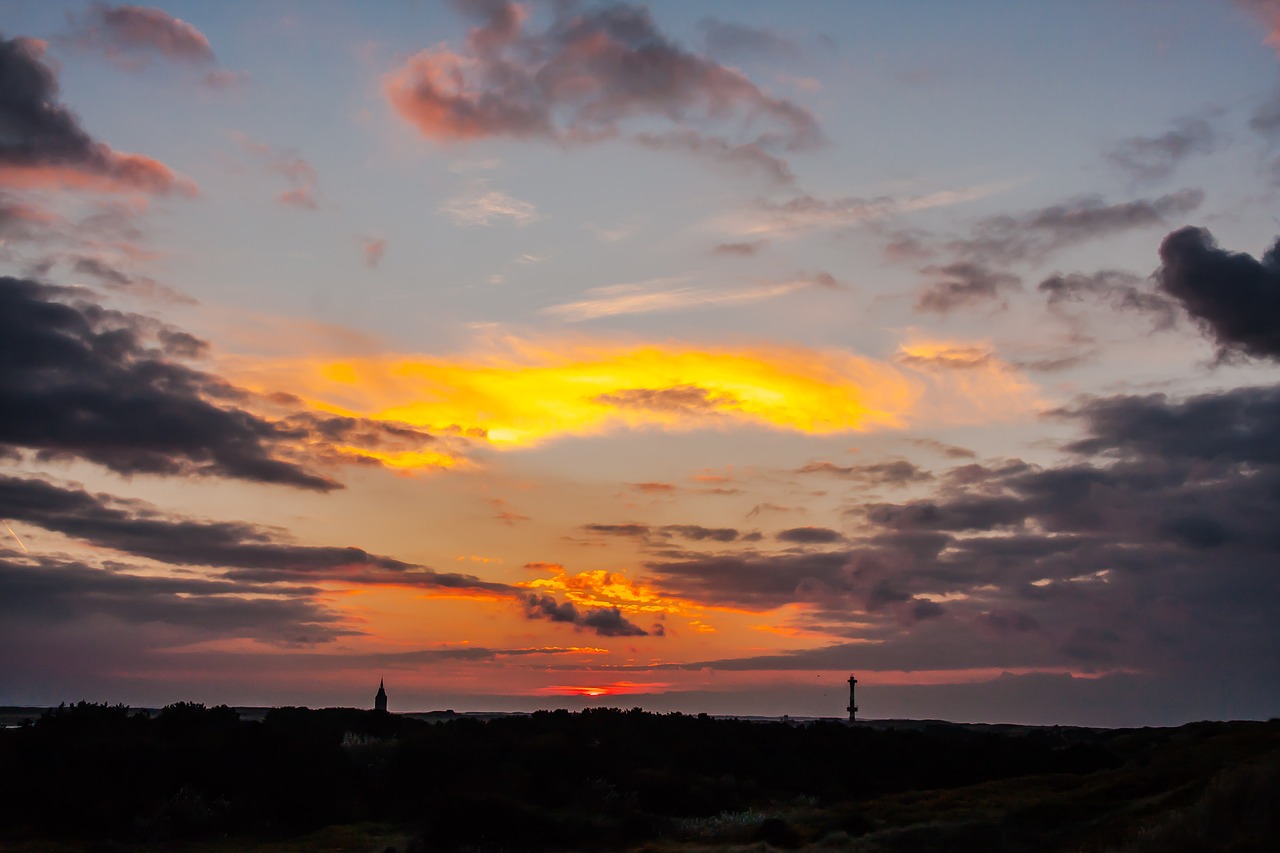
[3,520,27,553]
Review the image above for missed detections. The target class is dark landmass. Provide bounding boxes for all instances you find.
[0,703,1276,852]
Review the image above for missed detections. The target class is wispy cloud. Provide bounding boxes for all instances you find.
[64,3,214,67]
[232,133,319,210]
[61,3,244,88]
[584,221,641,242]
[543,274,835,321]
[361,236,387,269]
[709,179,1019,240]
[1106,117,1217,186]
[440,181,538,226]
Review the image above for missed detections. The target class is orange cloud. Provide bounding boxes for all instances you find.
[896,339,1043,424]
[524,566,688,617]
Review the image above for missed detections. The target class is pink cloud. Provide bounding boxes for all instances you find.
[361,236,387,269]
[1239,1,1280,52]
[0,154,196,198]
[232,133,319,211]
[67,3,215,68]
[202,69,249,89]
[384,1,821,182]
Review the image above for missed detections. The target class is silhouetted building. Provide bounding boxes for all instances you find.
[374,678,388,713]
[847,674,858,722]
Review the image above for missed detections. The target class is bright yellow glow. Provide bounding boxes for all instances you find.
[330,445,462,470]
[227,339,926,450]
[222,335,1042,471]
[524,566,691,617]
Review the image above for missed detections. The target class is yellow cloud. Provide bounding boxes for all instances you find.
[229,338,923,447]
[224,335,1041,467]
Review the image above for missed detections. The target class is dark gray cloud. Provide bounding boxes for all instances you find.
[712,240,766,257]
[663,524,740,542]
[777,526,843,544]
[0,277,338,490]
[276,410,462,471]
[633,130,794,185]
[135,643,597,675]
[634,377,1280,706]
[797,459,933,487]
[877,227,936,262]
[905,438,977,460]
[0,551,349,645]
[697,18,800,63]
[584,522,651,538]
[650,550,852,609]
[916,262,1021,313]
[1154,227,1280,361]
[596,384,734,414]
[1062,384,1280,467]
[1250,89,1280,142]
[1106,117,1217,185]
[521,593,648,637]
[583,522,741,544]
[72,255,196,304]
[0,34,193,195]
[950,190,1204,266]
[910,598,946,621]
[1039,269,1177,329]
[862,495,1029,532]
[386,1,821,182]
[619,628,1047,674]
[0,474,513,592]
[1,278,464,484]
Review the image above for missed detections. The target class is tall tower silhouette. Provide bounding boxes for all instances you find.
[374,678,388,713]
[847,674,858,722]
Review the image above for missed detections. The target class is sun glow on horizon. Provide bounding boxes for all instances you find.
[538,681,673,697]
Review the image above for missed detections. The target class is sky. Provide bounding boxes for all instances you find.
[2,0,1280,727]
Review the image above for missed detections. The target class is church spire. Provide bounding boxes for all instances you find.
[374,678,388,713]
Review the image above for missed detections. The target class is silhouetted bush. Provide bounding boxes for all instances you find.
[0,705,1275,850]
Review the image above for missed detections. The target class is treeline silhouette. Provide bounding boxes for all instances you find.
[1,702,1276,851]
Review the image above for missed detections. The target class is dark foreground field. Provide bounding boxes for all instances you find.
[1,704,1277,852]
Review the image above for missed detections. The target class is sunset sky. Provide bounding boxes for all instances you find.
[3,0,1280,727]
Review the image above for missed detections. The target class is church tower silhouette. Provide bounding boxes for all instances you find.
[374,678,388,713]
